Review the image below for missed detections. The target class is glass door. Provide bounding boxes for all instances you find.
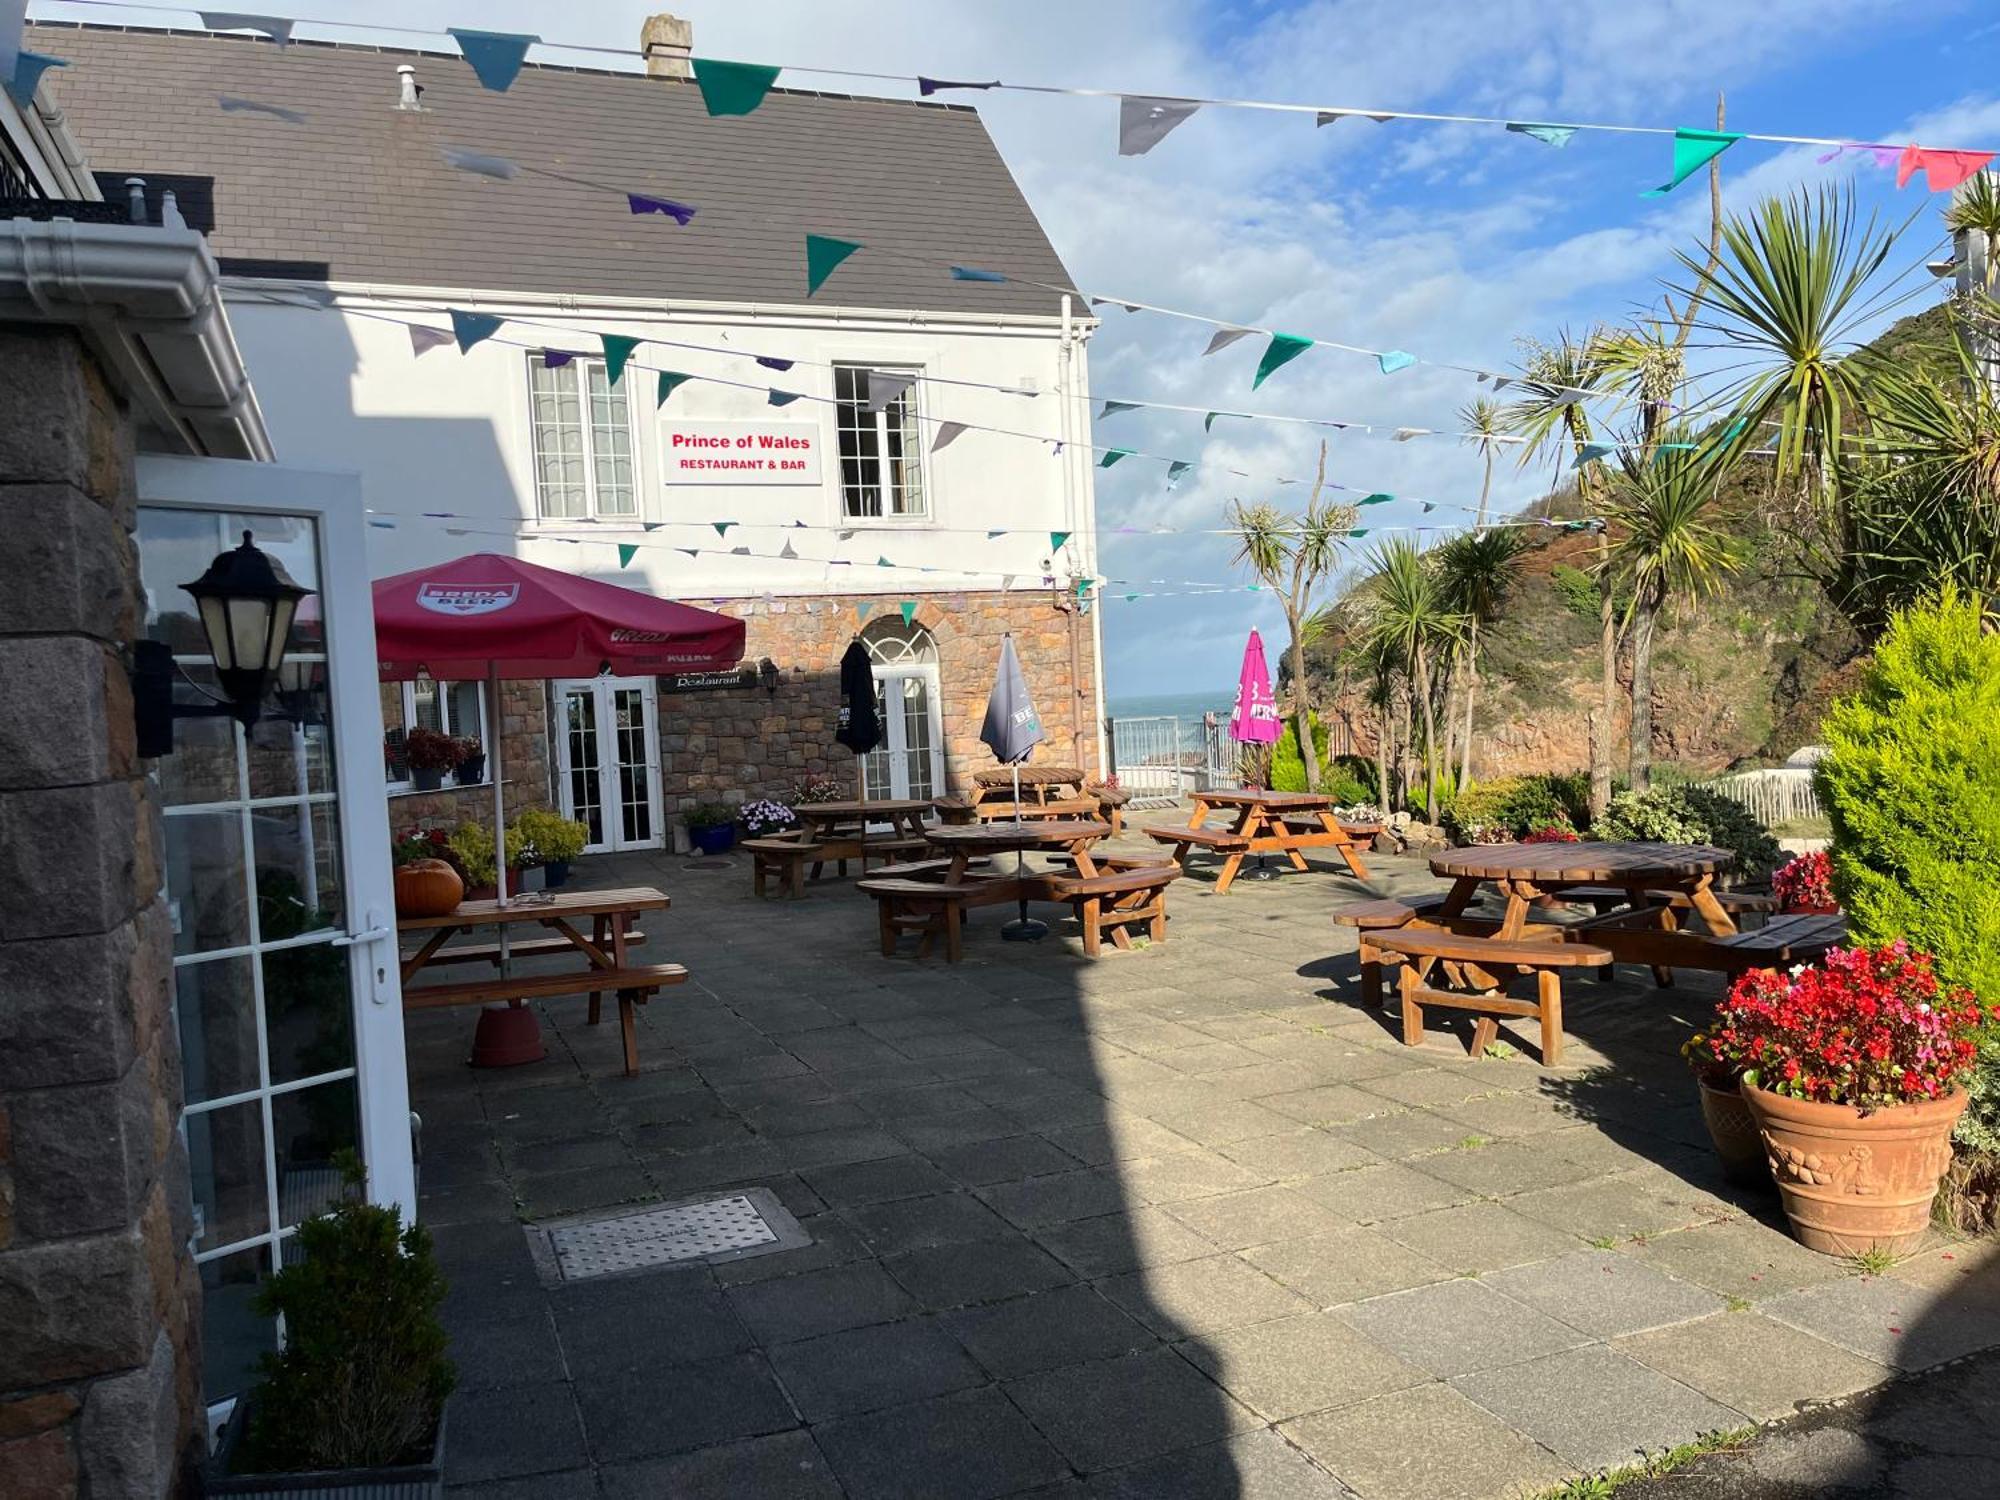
[135,456,405,1407]
[557,677,662,853]
[861,665,945,800]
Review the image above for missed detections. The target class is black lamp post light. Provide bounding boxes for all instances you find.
[133,531,316,757]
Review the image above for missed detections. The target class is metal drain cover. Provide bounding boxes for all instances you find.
[682,859,733,870]
[524,1186,808,1283]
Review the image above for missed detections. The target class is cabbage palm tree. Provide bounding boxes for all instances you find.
[1459,397,1510,525]
[1508,331,1618,814]
[1674,185,1911,489]
[1228,442,1357,792]
[1434,526,1531,786]
[1605,436,1742,789]
[1363,537,1464,821]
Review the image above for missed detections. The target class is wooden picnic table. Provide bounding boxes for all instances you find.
[1147,788,1375,893]
[397,885,682,1075]
[790,798,936,877]
[923,818,1113,886]
[964,766,1100,823]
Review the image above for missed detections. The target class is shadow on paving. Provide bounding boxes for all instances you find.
[406,828,1373,1499]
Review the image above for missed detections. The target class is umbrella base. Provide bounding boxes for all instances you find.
[1000,917,1049,942]
[469,1003,547,1068]
[1245,856,1279,881]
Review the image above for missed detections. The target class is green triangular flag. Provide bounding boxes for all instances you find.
[806,234,862,295]
[1420,502,1435,514]
[713,521,735,537]
[1358,492,1394,506]
[657,371,692,406]
[1348,528,1370,538]
[1099,449,1132,469]
[899,600,917,625]
[1050,531,1071,551]
[617,544,638,567]
[601,334,639,386]
[642,522,663,532]
[1167,461,1192,486]
[1124,592,1139,602]
[987,530,1008,539]
[1642,128,1744,198]
[695,58,779,116]
[878,556,894,567]
[855,601,874,622]
[1252,332,1313,390]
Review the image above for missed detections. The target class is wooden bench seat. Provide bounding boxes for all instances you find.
[1332,895,1450,1007]
[1146,825,1252,852]
[1042,863,1179,957]
[857,878,990,962]
[402,963,688,1076]
[419,930,648,966]
[742,837,821,899]
[1557,885,1778,918]
[1709,912,1847,972]
[868,856,989,882]
[1372,930,1611,1066]
[975,796,1102,822]
[805,833,931,882]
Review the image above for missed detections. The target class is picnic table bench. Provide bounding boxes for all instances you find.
[1146,789,1372,893]
[1374,927,1612,1065]
[1708,912,1848,973]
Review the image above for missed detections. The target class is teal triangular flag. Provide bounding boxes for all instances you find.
[601,334,639,386]
[1098,400,1140,419]
[877,556,894,567]
[1642,128,1744,198]
[1577,443,1615,465]
[769,390,803,407]
[1506,122,1576,148]
[855,601,875,622]
[1100,449,1133,468]
[1722,416,1749,442]
[1377,350,1416,374]
[806,234,861,295]
[1348,528,1370,538]
[713,522,735,537]
[987,530,1008,539]
[449,309,503,352]
[695,58,779,117]
[949,266,1007,283]
[1167,461,1192,486]
[1204,411,1230,433]
[657,371,692,406]
[617,544,638,567]
[448,29,538,92]
[7,53,68,106]
[642,522,663,532]
[1358,493,1394,506]
[1252,332,1313,390]
[1050,531,1072,550]
[899,600,917,625]
[1420,502,1436,514]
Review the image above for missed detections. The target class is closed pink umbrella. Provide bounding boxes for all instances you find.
[1230,628,1284,879]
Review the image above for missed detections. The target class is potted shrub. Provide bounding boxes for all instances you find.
[204,1158,455,1496]
[445,821,529,901]
[514,808,587,888]
[402,728,463,792]
[683,801,738,855]
[740,798,797,840]
[453,735,486,786]
[792,771,843,806]
[1771,850,1837,915]
[1696,942,1990,1255]
[391,831,462,919]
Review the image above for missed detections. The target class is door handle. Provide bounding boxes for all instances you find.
[332,908,395,1004]
[332,925,392,947]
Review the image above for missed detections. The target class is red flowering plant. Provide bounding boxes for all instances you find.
[392,825,457,871]
[1686,942,1989,1109]
[1521,825,1581,844]
[1771,850,1836,913]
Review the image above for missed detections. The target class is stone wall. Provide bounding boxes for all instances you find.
[666,588,1099,810]
[0,327,200,1497]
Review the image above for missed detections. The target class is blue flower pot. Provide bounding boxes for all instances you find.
[691,824,736,855]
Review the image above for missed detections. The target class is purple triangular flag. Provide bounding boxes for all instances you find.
[409,325,455,357]
[628,193,696,224]
[918,77,1000,95]
[756,355,795,372]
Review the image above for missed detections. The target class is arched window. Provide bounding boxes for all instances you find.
[860,616,938,666]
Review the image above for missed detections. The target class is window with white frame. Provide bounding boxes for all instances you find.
[381,678,488,787]
[834,365,927,520]
[528,355,637,520]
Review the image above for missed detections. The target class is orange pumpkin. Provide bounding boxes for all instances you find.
[394,858,464,918]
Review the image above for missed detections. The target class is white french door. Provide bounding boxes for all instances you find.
[556,677,663,853]
[135,455,408,1405]
[862,665,946,801]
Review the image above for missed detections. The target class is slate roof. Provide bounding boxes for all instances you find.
[28,21,1082,318]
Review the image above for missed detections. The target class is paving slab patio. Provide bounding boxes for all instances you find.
[405,831,2000,1497]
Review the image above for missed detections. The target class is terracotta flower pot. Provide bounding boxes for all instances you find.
[393,858,463,918]
[1696,1079,1769,1189]
[1740,1081,1967,1256]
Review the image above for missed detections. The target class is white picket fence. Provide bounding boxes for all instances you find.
[1701,766,1824,828]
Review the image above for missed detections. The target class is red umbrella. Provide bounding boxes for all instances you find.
[372,554,744,902]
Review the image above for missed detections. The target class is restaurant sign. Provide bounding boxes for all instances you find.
[660,420,822,485]
[659,667,757,694]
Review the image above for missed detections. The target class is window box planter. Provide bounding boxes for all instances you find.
[409,768,444,792]
[1740,1082,1967,1256]
[203,1399,446,1499]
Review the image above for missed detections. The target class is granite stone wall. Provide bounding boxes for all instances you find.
[0,326,200,1498]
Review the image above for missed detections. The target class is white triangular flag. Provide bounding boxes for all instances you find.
[930,421,968,452]
[1203,327,1254,357]
[864,371,915,413]
[1119,96,1200,156]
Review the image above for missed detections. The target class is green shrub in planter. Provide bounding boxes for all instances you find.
[241,1159,454,1473]
[1816,589,2000,1153]
[513,808,587,866]
[1442,772,1591,843]
[1593,783,1781,881]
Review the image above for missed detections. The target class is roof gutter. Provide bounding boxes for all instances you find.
[0,217,273,461]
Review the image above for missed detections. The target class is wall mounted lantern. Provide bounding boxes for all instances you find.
[133,531,316,757]
[758,657,781,695]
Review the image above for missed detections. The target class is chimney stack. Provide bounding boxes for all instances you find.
[641,13,692,81]
[396,63,422,111]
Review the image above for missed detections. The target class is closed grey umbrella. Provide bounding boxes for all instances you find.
[980,635,1049,940]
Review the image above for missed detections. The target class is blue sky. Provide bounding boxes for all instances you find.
[31,0,1998,702]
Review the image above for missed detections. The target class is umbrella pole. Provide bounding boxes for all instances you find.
[1001,759,1046,942]
[490,664,510,909]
